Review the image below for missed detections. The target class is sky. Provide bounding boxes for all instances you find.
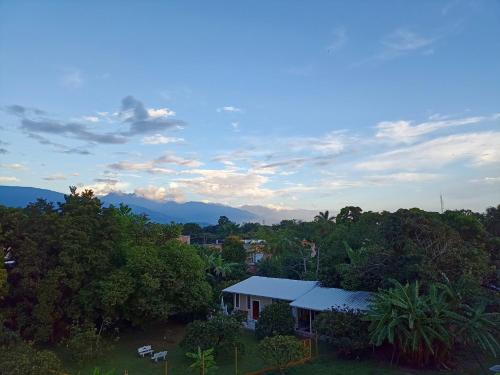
[0,0,499,212]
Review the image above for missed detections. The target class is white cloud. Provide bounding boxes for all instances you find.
[82,116,100,123]
[108,153,202,174]
[177,169,274,201]
[43,173,67,181]
[355,28,437,66]
[357,132,500,171]
[375,115,488,143]
[382,29,434,52]
[217,106,242,113]
[80,181,129,196]
[469,176,500,184]
[142,134,185,145]
[147,108,176,118]
[0,163,27,171]
[176,168,314,204]
[0,176,19,183]
[366,172,438,183]
[134,185,184,202]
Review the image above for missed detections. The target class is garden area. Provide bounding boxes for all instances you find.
[57,321,495,375]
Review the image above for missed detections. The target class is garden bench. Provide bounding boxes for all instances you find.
[151,350,168,362]
[137,345,154,357]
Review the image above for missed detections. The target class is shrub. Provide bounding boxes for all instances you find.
[255,302,295,339]
[180,313,243,357]
[258,335,305,375]
[66,324,111,364]
[313,307,370,358]
[0,342,62,375]
[186,347,218,375]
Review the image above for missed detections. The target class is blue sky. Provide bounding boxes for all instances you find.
[0,0,499,212]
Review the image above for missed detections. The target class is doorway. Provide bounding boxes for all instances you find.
[252,300,260,320]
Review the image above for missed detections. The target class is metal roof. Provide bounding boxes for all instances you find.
[223,276,318,301]
[290,286,373,312]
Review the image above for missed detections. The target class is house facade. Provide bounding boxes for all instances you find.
[223,276,372,334]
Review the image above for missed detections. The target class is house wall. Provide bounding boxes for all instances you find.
[232,293,276,322]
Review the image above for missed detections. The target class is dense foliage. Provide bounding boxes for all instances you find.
[0,188,211,344]
[0,330,63,375]
[180,313,244,357]
[1,188,498,371]
[255,301,295,339]
[313,307,370,358]
[258,335,305,375]
[366,280,499,367]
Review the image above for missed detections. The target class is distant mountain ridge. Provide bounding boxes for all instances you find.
[0,186,315,225]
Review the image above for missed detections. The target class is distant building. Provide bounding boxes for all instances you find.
[242,239,268,272]
[177,235,191,245]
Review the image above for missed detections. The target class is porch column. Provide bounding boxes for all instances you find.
[309,309,312,334]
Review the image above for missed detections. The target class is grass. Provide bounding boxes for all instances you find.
[60,322,497,375]
[61,321,266,375]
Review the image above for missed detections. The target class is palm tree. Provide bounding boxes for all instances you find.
[313,211,335,277]
[186,347,217,375]
[314,210,334,224]
[210,254,237,280]
[366,280,453,366]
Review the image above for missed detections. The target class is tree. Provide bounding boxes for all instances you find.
[221,236,246,263]
[366,281,454,366]
[258,335,305,375]
[365,280,500,367]
[313,307,370,358]
[255,302,295,339]
[0,340,62,375]
[186,347,217,375]
[336,206,362,225]
[180,314,244,357]
[66,323,110,364]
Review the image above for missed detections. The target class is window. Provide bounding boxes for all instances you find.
[235,293,240,308]
[247,295,251,310]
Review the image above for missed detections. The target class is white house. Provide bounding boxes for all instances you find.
[223,276,372,334]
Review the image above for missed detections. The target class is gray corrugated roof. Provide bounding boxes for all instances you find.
[223,276,318,301]
[290,286,373,312]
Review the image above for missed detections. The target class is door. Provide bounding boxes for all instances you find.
[252,300,260,320]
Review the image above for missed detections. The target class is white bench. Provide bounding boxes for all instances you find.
[151,350,168,362]
[137,345,154,357]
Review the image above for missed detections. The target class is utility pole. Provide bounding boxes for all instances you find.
[440,193,444,213]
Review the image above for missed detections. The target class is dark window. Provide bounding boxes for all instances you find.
[235,293,240,308]
[247,295,251,309]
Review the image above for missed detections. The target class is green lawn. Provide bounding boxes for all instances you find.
[61,322,267,375]
[60,323,497,375]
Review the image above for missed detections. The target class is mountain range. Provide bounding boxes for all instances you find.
[0,186,317,225]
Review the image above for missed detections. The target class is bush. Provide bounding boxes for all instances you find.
[180,313,244,357]
[313,307,370,359]
[222,236,247,263]
[258,335,305,375]
[0,341,62,375]
[66,324,111,364]
[255,302,295,339]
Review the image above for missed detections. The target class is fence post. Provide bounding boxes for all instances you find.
[165,359,168,375]
[235,346,238,375]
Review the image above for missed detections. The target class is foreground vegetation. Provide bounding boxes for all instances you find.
[0,188,498,373]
